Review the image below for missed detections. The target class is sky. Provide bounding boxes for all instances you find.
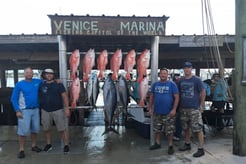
[0,0,235,35]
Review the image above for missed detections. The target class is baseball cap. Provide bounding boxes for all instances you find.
[183,61,192,68]
[213,73,220,78]
[44,68,54,74]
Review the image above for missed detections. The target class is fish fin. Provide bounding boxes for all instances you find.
[101,131,107,136]
[101,127,119,135]
[109,127,119,134]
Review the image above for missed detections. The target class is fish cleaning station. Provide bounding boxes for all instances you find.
[0,13,241,163]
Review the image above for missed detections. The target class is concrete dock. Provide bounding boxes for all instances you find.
[0,124,245,164]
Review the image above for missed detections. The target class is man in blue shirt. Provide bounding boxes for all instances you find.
[11,67,42,159]
[178,61,206,158]
[148,68,179,155]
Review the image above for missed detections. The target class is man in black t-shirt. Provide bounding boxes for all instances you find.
[39,68,70,154]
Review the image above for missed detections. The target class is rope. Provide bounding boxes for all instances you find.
[224,36,235,54]
[201,0,233,100]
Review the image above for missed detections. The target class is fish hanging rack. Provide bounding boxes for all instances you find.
[67,78,143,83]
[66,51,151,56]
[68,105,148,110]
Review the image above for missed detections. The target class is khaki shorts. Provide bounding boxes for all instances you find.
[153,113,175,135]
[180,109,203,133]
[41,109,67,132]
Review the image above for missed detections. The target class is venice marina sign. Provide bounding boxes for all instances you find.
[49,15,168,36]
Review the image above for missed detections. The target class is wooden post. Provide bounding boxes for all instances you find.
[233,0,246,156]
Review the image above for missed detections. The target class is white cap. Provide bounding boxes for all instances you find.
[44,68,54,74]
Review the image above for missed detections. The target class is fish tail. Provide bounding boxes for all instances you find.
[138,100,145,107]
[98,71,103,79]
[70,74,75,80]
[112,73,117,81]
[137,77,143,82]
[83,76,88,82]
[71,101,77,109]
[125,73,131,80]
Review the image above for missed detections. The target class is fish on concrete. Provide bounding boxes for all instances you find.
[70,76,81,108]
[110,48,122,81]
[102,73,118,135]
[138,76,149,107]
[97,49,108,80]
[124,49,136,81]
[69,49,80,80]
[136,49,150,82]
[86,72,99,109]
[83,48,95,82]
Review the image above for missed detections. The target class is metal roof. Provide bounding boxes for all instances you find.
[0,34,235,70]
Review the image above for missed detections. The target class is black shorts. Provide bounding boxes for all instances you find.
[212,101,226,109]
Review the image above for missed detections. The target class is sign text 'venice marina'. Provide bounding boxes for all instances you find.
[49,15,168,36]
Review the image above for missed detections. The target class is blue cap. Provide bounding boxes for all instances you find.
[183,61,192,68]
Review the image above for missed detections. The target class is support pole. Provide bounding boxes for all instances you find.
[0,69,6,87]
[57,35,67,89]
[57,35,69,147]
[13,70,18,86]
[150,36,159,146]
[233,0,246,156]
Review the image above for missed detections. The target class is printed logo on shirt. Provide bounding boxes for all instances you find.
[42,86,48,93]
[155,86,170,94]
[180,82,194,98]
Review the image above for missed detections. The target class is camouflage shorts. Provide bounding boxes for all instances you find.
[180,109,203,133]
[153,113,175,135]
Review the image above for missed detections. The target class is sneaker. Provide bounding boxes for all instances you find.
[31,146,42,152]
[18,150,25,159]
[193,148,205,157]
[173,136,180,141]
[149,143,161,150]
[63,145,69,154]
[168,146,174,155]
[179,143,191,151]
[43,144,52,152]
